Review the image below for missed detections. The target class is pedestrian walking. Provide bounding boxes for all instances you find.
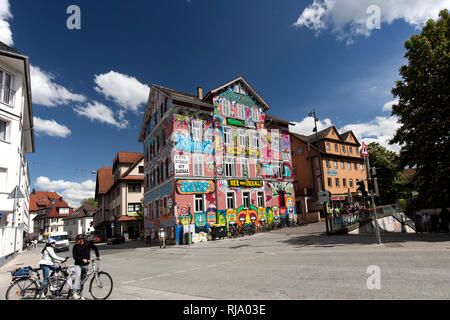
[33,239,38,248]
[158,228,166,248]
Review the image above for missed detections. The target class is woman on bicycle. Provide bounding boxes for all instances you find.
[38,238,67,298]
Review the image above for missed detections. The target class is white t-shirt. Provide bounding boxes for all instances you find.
[159,231,165,238]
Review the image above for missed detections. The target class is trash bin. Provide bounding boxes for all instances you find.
[184,232,192,245]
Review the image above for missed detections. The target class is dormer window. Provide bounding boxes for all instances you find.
[59,208,69,215]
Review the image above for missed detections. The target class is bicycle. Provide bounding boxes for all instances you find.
[5,266,42,300]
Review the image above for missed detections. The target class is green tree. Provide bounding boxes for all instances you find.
[390,9,450,207]
[81,198,98,208]
[366,142,410,205]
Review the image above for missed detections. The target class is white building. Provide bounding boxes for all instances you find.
[0,42,35,266]
[63,202,96,240]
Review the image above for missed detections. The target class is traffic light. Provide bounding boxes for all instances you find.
[357,180,368,197]
[368,178,375,193]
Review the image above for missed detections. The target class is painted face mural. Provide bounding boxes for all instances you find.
[272,207,280,223]
[248,208,258,225]
[206,208,217,227]
[237,210,249,226]
[258,207,267,222]
[279,207,288,219]
[179,214,191,226]
[194,212,207,229]
[226,209,237,225]
[286,197,295,214]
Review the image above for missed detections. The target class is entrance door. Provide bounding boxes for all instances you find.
[278,192,286,207]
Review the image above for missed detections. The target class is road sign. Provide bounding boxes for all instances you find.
[318,191,331,204]
[361,142,369,156]
[7,186,25,199]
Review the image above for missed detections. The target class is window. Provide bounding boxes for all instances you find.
[342,145,346,153]
[242,192,251,208]
[271,132,280,152]
[257,191,264,207]
[139,166,144,174]
[276,162,283,178]
[326,160,331,168]
[347,162,351,170]
[343,179,347,188]
[335,178,340,188]
[326,143,330,151]
[354,162,358,170]
[191,121,202,141]
[155,200,160,218]
[349,179,354,188]
[237,104,245,119]
[360,164,364,171]
[128,203,141,212]
[0,168,7,192]
[240,158,249,177]
[341,161,345,169]
[297,147,303,155]
[335,144,339,152]
[252,108,259,122]
[194,194,205,213]
[0,70,13,105]
[226,192,235,209]
[222,100,231,117]
[224,157,235,177]
[193,154,204,176]
[0,119,7,141]
[349,147,353,154]
[334,161,338,169]
[328,178,332,188]
[238,129,245,147]
[224,127,232,145]
[128,184,141,193]
[59,208,69,215]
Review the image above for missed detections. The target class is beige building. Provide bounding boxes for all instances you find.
[94,152,144,240]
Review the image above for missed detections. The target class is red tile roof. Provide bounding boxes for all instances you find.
[115,216,139,222]
[29,191,62,212]
[96,167,114,195]
[33,197,73,220]
[115,152,143,165]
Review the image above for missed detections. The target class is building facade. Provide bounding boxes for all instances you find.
[139,77,296,243]
[0,42,35,265]
[33,195,73,238]
[93,152,144,240]
[63,202,96,240]
[290,126,368,216]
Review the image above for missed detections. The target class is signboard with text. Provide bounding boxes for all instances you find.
[174,155,190,175]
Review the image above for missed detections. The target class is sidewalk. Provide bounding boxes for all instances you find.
[0,245,43,298]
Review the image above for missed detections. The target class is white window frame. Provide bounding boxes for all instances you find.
[0,118,7,142]
[192,121,203,141]
[0,168,7,193]
[222,99,231,117]
[223,126,232,145]
[347,162,352,170]
[194,194,205,213]
[193,153,204,176]
[271,132,280,152]
[252,108,259,122]
[226,191,236,209]
[240,157,250,178]
[360,164,364,171]
[334,161,338,169]
[238,129,246,147]
[257,191,265,207]
[341,161,345,169]
[224,157,236,177]
[242,191,251,209]
[0,69,14,106]
[237,104,245,119]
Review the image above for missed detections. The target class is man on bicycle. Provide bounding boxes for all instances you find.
[72,234,101,300]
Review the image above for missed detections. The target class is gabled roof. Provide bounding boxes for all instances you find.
[203,76,271,110]
[95,167,114,198]
[290,126,361,146]
[63,202,97,220]
[29,191,62,212]
[339,131,361,146]
[120,155,144,179]
[34,197,73,220]
[115,152,143,165]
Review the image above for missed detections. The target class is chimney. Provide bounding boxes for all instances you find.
[197,86,203,100]
[32,189,36,194]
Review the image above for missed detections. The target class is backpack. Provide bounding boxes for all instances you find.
[12,266,32,278]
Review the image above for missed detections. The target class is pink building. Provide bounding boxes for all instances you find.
[138,77,295,243]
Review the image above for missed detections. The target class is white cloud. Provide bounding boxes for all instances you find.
[289,116,334,135]
[30,65,87,107]
[293,0,450,44]
[94,71,150,117]
[33,117,71,138]
[34,176,95,208]
[0,0,13,46]
[74,100,128,129]
[382,99,398,112]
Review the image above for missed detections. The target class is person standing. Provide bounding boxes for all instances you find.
[158,228,166,248]
[38,238,67,299]
[71,234,101,300]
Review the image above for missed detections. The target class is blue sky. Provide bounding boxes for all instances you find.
[1,0,448,207]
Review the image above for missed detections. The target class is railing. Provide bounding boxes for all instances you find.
[330,205,416,233]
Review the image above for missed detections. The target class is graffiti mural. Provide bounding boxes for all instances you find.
[258,207,267,222]
[206,207,217,227]
[194,212,207,230]
[176,180,215,194]
[226,209,237,226]
[217,210,227,225]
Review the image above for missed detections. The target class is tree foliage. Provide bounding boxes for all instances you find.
[367,142,410,205]
[390,9,450,207]
[81,198,98,208]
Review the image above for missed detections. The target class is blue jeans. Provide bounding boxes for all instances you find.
[39,265,51,290]
[72,265,89,294]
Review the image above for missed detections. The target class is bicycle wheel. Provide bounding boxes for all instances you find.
[89,272,113,300]
[5,278,39,300]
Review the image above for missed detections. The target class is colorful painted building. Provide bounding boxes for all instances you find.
[138,77,296,243]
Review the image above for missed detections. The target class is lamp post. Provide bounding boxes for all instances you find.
[308,109,329,235]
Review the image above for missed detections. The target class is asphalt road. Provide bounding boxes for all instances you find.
[1,222,450,300]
